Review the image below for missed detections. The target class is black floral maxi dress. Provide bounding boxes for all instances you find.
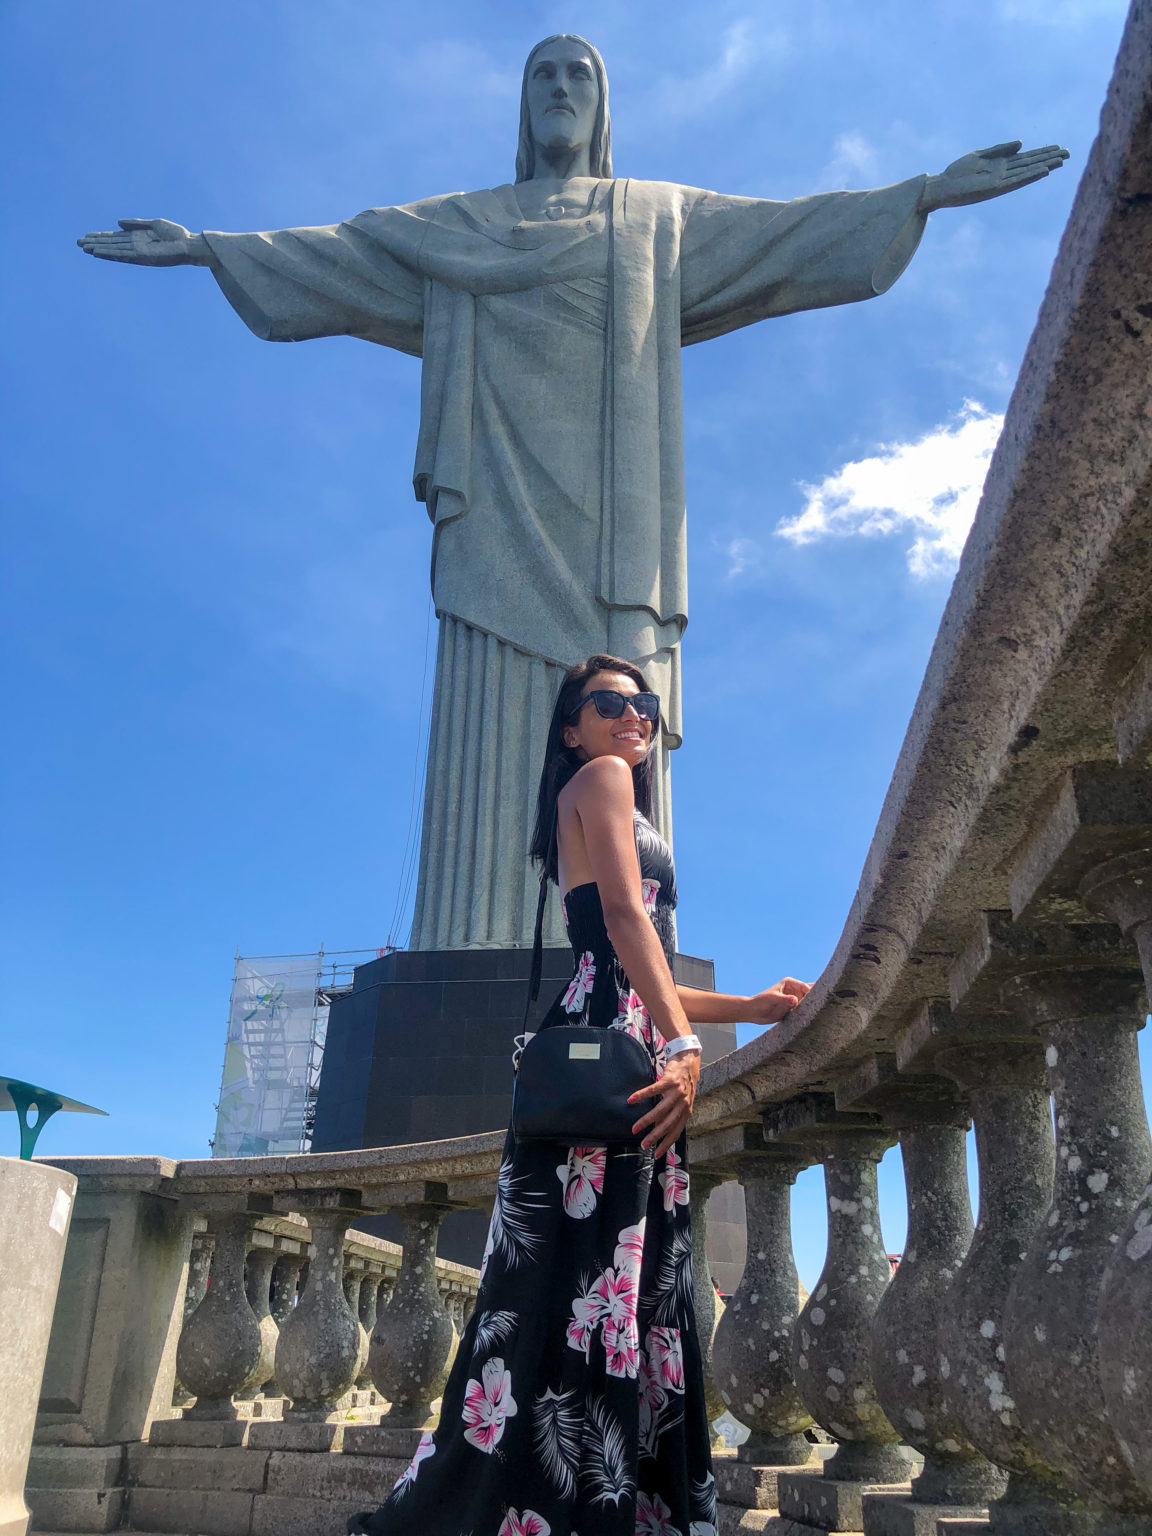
[360,811,716,1536]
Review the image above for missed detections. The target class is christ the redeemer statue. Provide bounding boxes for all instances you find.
[79,34,1067,952]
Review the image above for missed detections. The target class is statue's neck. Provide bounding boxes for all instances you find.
[532,143,592,181]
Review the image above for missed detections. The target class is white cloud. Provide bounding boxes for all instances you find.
[725,536,760,578]
[775,401,1004,578]
[643,18,792,122]
[813,130,879,191]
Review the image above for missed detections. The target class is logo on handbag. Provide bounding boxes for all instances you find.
[569,1042,601,1060]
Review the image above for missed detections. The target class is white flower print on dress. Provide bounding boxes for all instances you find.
[635,1490,683,1536]
[391,1429,435,1496]
[462,1356,518,1453]
[563,951,597,1014]
[612,986,668,1074]
[640,877,660,916]
[646,1326,685,1392]
[556,1146,606,1219]
[498,1511,551,1536]
[657,1143,690,1213]
[637,1349,667,1455]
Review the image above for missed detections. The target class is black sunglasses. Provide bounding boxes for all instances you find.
[566,689,660,722]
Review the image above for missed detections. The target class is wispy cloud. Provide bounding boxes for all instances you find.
[643,18,792,122]
[813,130,879,191]
[774,401,1003,578]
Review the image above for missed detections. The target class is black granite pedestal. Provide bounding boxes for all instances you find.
[310,945,746,1274]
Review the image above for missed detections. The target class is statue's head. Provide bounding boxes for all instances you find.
[515,34,612,183]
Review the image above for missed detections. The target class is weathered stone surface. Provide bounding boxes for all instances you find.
[998,970,1152,1518]
[264,1450,403,1500]
[862,1490,991,1535]
[275,1209,360,1418]
[717,1507,799,1536]
[178,1214,264,1419]
[147,1417,248,1448]
[24,1447,121,1491]
[245,1420,342,1452]
[1,1158,75,1536]
[125,1444,269,1492]
[779,1468,908,1531]
[23,1485,123,1533]
[792,1134,903,1482]
[870,1122,1004,1507]
[250,1492,367,1536]
[718,1459,820,1511]
[340,1424,424,1459]
[368,1204,452,1426]
[240,1245,279,1403]
[712,1143,814,1464]
[128,1484,254,1535]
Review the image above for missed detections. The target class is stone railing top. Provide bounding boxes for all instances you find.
[688,2,1152,1137]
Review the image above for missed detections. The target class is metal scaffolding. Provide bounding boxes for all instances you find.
[210,947,381,1156]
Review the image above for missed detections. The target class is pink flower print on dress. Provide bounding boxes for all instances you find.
[566,1285,605,1360]
[562,951,597,1014]
[613,1221,646,1292]
[646,1326,685,1392]
[391,1429,436,1495]
[636,1490,682,1536]
[611,988,649,1046]
[556,1146,606,1219]
[603,1314,640,1379]
[462,1356,518,1453]
[641,878,660,917]
[498,1511,551,1536]
[658,1143,690,1213]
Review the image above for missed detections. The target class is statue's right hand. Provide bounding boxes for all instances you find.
[76,218,204,266]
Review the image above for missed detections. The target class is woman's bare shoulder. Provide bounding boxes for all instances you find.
[562,755,634,805]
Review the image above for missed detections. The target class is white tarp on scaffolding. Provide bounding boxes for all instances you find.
[212,953,326,1157]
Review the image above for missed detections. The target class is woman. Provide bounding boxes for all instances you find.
[351,655,808,1536]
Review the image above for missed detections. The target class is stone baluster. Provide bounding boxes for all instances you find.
[274,1197,362,1419]
[794,1130,905,1483]
[376,1272,395,1319]
[172,1228,213,1407]
[833,1050,1009,1526]
[262,1247,304,1396]
[998,959,1152,1522]
[239,1237,279,1401]
[355,1268,381,1390]
[175,1211,265,1418]
[686,1169,727,1441]
[869,1114,1008,1521]
[369,1203,453,1427]
[707,1139,816,1468]
[1081,847,1152,1499]
[342,1262,371,1390]
[461,1290,476,1326]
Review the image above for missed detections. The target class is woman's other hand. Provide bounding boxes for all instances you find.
[628,1051,700,1160]
[746,977,811,1026]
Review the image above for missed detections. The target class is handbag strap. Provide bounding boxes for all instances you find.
[523,797,557,1031]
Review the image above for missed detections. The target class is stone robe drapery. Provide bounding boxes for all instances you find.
[203,175,927,948]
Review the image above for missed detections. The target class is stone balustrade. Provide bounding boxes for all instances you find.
[11,6,1152,1536]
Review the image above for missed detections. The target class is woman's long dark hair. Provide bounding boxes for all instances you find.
[530,654,657,884]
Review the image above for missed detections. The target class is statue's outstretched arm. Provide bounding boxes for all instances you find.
[918,141,1069,214]
[77,218,214,267]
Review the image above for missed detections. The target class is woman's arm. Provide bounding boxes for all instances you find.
[677,979,810,1026]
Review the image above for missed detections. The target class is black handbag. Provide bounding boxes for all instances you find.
[512,1024,657,1146]
[511,802,657,1146]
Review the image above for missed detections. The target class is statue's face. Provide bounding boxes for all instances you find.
[526,39,599,162]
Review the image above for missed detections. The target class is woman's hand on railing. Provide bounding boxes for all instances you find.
[745,977,811,1025]
[629,1050,700,1159]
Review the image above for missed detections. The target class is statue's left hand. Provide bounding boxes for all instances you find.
[921,141,1069,213]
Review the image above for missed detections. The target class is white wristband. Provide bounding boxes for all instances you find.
[664,1033,702,1058]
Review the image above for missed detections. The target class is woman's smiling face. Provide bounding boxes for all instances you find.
[562,670,653,769]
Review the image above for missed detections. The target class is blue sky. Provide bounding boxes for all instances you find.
[2,0,1142,1285]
